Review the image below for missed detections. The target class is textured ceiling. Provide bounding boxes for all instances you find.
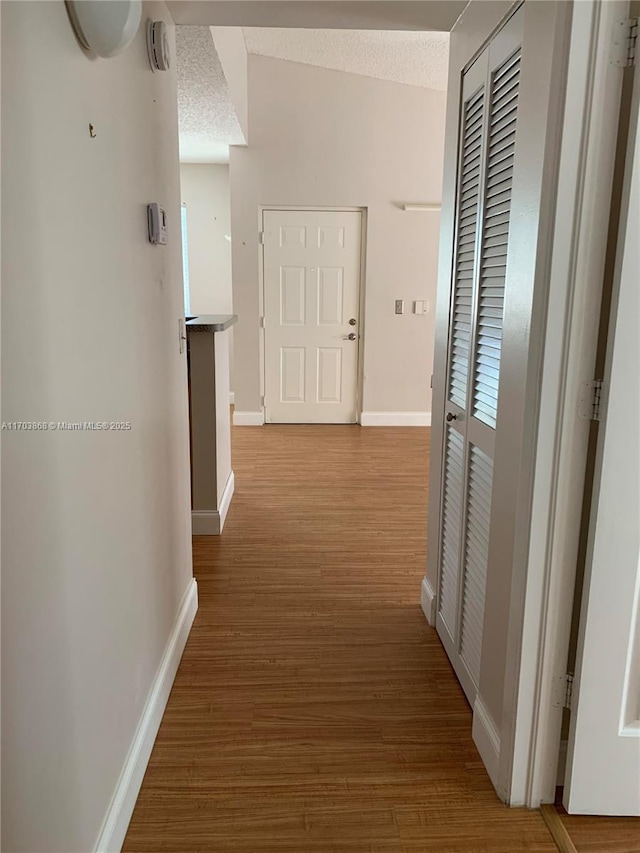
[176,25,450,160]
[242,28,449,89]
[176,26,246,163]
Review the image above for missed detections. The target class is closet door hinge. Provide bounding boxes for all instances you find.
[553,673,575,711]
[259,231,265,244]
[611,18,638,67]
[578,379,604,422]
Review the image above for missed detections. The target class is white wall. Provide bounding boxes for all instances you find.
[230,55,446,417]
[180,163,234,393]
[1,3,194,851]
[180,164,233,315]
[210,27,249,142]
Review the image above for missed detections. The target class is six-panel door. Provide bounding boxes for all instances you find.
[262,209,362,424]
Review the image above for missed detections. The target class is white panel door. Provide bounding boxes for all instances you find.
[262,209,362,423]
[564,75,640,816]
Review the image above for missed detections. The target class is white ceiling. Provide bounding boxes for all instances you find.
[176,27,246,163]
[242,28,449,90]
[176,25,450,162]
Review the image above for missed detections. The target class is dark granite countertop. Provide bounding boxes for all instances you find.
[185,314,238,332]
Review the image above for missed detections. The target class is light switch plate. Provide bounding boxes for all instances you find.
[395,299,404,315]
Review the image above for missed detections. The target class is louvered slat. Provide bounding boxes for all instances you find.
[438,428,465,636]
[472,49,521,428]
[448,86,485,410]
[459,445,494,686]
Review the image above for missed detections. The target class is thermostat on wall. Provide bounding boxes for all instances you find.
[147,203,168,245]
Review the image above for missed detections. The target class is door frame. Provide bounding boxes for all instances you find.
[429,0,633,810]
[564,52,639,812]
[258,205,368,424]
[426,0,575,801]
[505,0,633,807]
[453,0,632,808]
[424,0,631,807]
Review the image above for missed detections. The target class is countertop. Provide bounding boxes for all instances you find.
[185,314,238,332]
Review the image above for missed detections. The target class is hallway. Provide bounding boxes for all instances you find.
[124,425,555,852]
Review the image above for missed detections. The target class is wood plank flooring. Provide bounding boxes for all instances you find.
[123,424,633,852]
[553,800,640,853]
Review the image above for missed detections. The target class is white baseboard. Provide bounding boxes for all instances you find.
[472,694,501,791]
[360,411,431,427]
[233,410,264,426]
[191,471,235,534]
[420,576,437,625]
[229,391,235,405]
[94,578,198,853]
[218,471,234,533]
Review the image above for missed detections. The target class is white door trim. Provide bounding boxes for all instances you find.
[564,56,640,810]
[427,0,578,804]
[258,206,367,424]
[503,0,630,807]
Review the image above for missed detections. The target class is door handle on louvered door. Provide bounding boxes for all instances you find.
[446,412,457,422]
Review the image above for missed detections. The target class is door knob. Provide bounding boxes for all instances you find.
[344,333,357,341]
[349,318,357,326]
[446,412,457,422]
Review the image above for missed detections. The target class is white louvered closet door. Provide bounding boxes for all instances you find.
[436,11,523,705]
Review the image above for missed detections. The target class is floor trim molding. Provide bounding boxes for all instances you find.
[233,410,265,426]
[94,578,198,853]
[191,472,235,535]
[360,412,431,427]
[218,471,235,533]
[472,694,501,790]
[540,804,578,853]
[420,576,437,625]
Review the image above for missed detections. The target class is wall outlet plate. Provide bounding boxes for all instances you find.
[395,299,404,314]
